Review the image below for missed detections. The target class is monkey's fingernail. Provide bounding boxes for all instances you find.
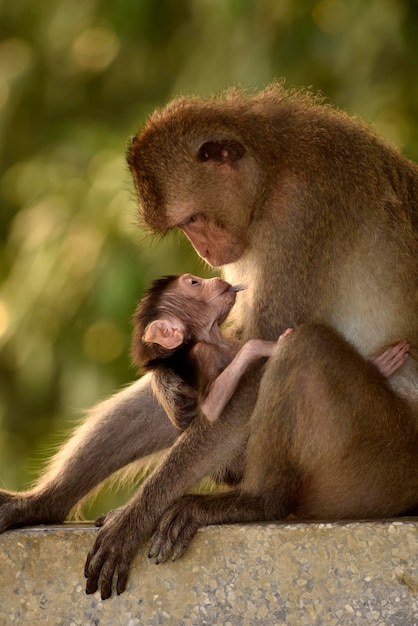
[229,284,246,292]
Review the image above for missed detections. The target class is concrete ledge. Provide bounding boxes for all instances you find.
[1,520,417,625]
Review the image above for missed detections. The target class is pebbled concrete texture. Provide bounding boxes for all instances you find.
[0,520,417,626]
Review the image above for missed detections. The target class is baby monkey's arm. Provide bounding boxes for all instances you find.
[202,329,294,422]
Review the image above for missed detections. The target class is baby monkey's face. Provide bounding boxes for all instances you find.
[176,274,245,326]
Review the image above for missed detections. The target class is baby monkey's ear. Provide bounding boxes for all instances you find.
[143,319,185,350]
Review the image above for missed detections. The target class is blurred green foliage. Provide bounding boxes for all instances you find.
[0,0,417,512]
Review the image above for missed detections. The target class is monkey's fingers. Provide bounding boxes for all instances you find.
[85,547,119,600]
[167,524,198,562]
[277,327,294,342]
[149,502,199,563]
[94,514,107,527]
[85,549,133,599]
[84,543,96,579]
[148,532,164,561]
[371,340,410,378]
[94,507,121,528]
[99,557,119,600]
[85,546,106,595]
[149,526,195,564]
[116,562,130,596]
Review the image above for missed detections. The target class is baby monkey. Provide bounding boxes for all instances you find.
[132,274,409,430]
[132,274,291,429]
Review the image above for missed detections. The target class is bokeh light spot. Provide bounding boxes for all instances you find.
[0,300,10,340]
[71,27,120,72]
[0,38,32,80]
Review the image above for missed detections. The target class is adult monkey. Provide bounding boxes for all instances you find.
[0,83,417,600]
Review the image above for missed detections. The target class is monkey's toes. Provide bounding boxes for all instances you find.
[148,532,173,563]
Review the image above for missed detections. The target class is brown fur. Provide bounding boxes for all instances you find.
[0,83,417,600]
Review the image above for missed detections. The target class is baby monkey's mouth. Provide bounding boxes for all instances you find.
[228,284,246,292]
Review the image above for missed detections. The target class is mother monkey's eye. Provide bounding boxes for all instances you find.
[182,215,198,225]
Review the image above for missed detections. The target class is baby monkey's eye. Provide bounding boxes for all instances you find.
[182,273,202,289]
[184,274,201,287]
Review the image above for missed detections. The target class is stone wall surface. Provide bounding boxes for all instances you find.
[0,520,417,626]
